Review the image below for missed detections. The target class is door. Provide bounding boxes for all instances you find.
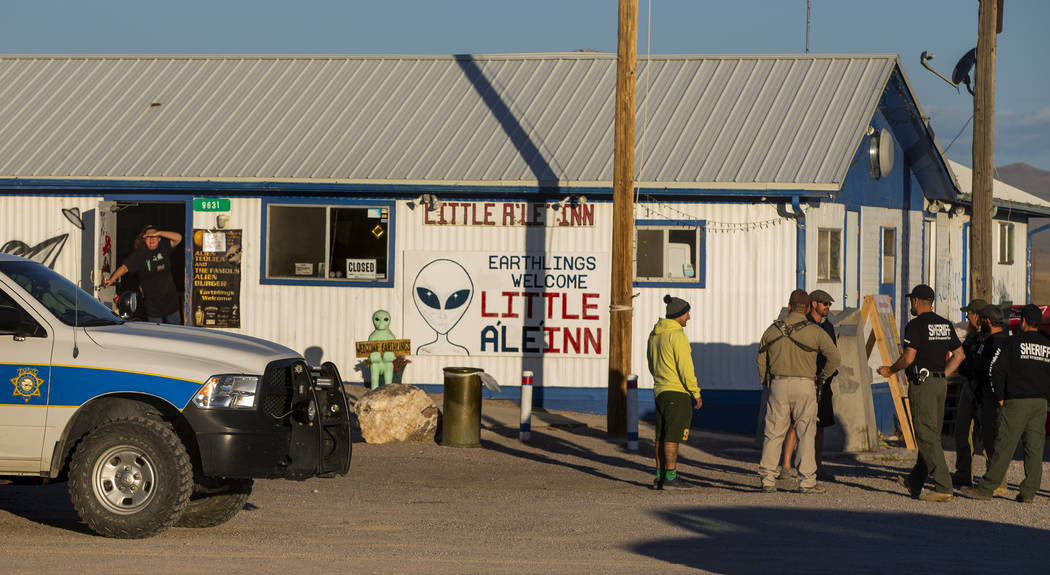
[0,282,54,472]
[96,200,117,310]
[845,211,859,307]
[879,227,897,311]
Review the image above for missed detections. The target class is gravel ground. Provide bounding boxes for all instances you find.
[1,395,1048,574]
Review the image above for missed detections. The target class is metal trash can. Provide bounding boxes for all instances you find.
[442,367,483,447]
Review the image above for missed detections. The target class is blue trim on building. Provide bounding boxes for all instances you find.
[962,221,970,321]
[633,218,706,289]
[259,197,397,288]
[0,177,831,200]
[793,196,805,288]
[403,383,763,435]
[1028,223,1050,304]
[870,382,896,436]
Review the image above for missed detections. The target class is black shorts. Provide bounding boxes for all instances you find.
[655,391,693,443]
[817,384,835,428]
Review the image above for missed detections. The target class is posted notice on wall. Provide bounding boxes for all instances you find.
[403,251,609,357]
[191,229,242,328]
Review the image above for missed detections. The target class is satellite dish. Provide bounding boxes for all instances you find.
[869,128,894,180]
[951,48,977,95]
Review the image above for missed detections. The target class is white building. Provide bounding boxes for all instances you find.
[2,53,1045,433]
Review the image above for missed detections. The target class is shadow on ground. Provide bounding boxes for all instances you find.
[628,506,1050,573]
[0,481,93,535]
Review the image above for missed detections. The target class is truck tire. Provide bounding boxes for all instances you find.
[68,416,193,538]
[176,477,253,528]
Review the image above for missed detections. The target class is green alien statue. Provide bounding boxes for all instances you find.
[368,309,397,389]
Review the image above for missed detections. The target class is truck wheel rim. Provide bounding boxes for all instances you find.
[92,445,158,515]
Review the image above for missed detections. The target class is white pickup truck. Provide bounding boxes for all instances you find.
[0,253,351,538]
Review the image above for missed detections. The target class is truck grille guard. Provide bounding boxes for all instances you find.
[261,359,352,479]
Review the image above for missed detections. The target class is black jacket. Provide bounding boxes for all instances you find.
[991,330,1050,402]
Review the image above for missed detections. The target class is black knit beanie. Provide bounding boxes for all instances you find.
[664,295,690,319]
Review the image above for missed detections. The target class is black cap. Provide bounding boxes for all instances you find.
[905,284,935,301]
[1020,304,1043,328]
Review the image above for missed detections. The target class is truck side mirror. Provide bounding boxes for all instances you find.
[116,291,138,319]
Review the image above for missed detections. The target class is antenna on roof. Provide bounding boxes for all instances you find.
[920,48,977,96]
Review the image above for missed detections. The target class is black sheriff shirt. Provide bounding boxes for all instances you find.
[974,331,1010,400]
[123,238,179,317]
[991,330,1050,402]
[903,311,961,372]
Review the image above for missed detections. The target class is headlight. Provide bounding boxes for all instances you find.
[193,375,259,409]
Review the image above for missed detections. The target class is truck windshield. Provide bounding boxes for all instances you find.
[0,261,123,327]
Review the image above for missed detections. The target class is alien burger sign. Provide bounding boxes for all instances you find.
[404,251,609,357]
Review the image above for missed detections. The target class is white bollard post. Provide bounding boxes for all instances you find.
[520,371,533,441]
[626,374,639,451]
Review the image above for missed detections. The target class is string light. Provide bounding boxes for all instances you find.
[636,193,790,234]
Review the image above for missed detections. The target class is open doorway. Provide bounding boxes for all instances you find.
[106,201,188,323]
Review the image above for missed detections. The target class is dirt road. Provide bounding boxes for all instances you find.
[2,397,1049,574]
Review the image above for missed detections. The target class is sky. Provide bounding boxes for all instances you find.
[2,0,1049,171]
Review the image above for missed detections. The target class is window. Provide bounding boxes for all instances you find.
[998,222,1015,264]
[264,201,394,286]
[634,220,704,287]
[817,229,841,282]
[881,228,896,285]
[923,219,935,284]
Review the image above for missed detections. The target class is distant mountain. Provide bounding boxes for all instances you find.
[996,163,1050,202]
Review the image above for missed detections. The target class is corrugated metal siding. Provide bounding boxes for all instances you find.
[187,199,794,391]
[804,202,847,306]
[0,54,895,188]
[636,202,796,390]
[993,219,1027,305]
[0,195,100,282]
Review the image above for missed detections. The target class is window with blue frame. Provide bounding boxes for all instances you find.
[263,200,393,285]
[634,220,705,287]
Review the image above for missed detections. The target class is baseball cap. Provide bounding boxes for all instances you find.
[788,289,811,308]
[905,284,935,301]
[1020,304,1044,328]
[809,289,834,304]
[960,298,988,313]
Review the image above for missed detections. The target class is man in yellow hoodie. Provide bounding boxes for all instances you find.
[647,295,702,490]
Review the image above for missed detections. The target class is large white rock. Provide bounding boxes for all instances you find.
[355,384,439,444]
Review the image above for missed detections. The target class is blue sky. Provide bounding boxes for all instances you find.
[3,0,1049,171]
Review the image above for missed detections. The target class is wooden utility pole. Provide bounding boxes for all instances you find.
[608,0,637,437]
[970,0,999,301]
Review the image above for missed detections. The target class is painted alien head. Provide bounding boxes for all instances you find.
[372,310,391,331]
[413,259,473,335]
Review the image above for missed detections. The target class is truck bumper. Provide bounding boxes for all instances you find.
[184,360,351,480]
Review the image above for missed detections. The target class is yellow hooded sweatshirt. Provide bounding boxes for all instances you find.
[647,318,700,399]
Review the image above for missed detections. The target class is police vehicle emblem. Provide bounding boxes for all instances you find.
[10,367,43,402]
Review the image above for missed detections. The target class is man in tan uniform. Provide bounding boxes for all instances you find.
[757,289,841,493]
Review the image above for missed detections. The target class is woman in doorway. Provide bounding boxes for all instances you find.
[104,225,183,324]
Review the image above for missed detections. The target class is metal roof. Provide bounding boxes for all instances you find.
[0,53,902,190]
[948,160,1050,216]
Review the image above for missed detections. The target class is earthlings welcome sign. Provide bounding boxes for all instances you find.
[403,251,609,357]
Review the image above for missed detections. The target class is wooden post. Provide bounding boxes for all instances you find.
[861,296,916,450]
[970,0,998,301]
[607,0,637,437]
